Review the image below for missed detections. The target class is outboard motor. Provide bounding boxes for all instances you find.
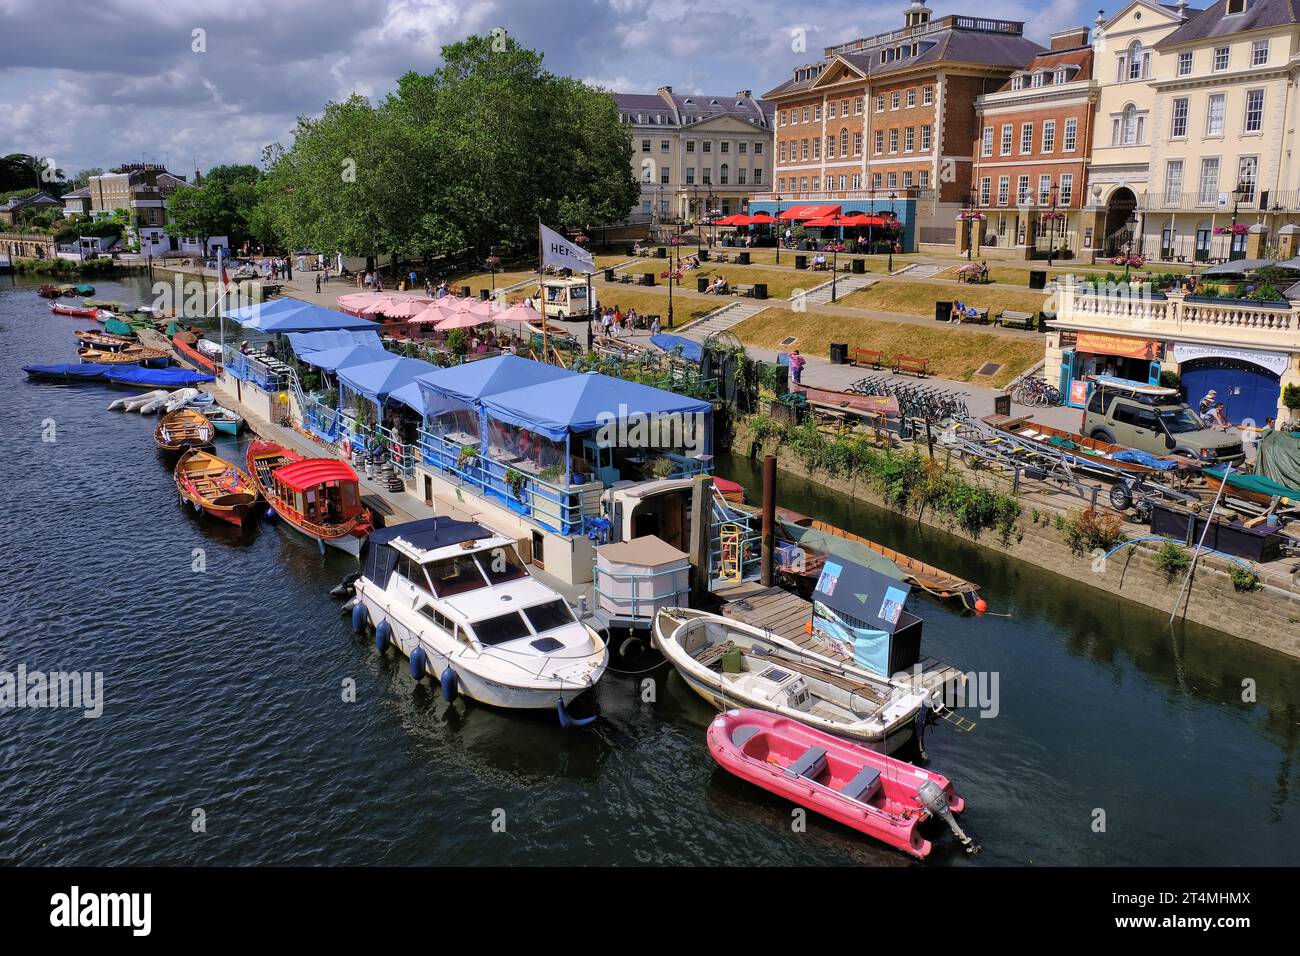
[916,779,978,854]
[330,571,361,599]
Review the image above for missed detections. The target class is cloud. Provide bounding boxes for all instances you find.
[1,0,1075,173]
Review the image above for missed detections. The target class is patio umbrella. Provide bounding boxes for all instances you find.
[1200,258,1277,276]
[494,302,543,326]
[376,297,435,318]
[435,311,492,331]
[409,302,462,324]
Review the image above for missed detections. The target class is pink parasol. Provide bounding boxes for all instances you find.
[434,311,492,331]
[493,302,543,326]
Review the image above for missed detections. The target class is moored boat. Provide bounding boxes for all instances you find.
[174,449,260,525]
[154,408,215,453]
[351,517,608,713]
[981,414,1199,475]
[172,332,220,374]
[37,285,61,299]
[205,406,243,434]
[22,362,113,382]
[652,607,926,753]
[74,283,95,296]
[706,708,974,859]
[75,329,138,351]
[102,365,215,389]
[78,344,171,367]
[50,303,101,319]
[246,439,373,556]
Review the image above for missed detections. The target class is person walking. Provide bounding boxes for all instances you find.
[788,349,806,385]
[315,273,322,293]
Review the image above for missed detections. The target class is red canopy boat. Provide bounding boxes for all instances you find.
[707,708,975,859]
[172,333,220,374]
[246,440,372,556]
[49,303,100,318]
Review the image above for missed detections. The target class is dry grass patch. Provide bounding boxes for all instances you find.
[730,308,1041,387]
[837,279,1048,318]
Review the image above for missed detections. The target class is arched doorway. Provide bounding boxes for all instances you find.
[1104,187,1137,256]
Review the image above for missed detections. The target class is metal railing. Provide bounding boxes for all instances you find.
[708,486,762,588]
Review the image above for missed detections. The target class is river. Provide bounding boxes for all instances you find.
[2,271,1297,866]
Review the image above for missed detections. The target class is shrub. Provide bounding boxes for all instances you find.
[1229,565,1262,592]
[1060,508,1126,556]
[1153,542,1191,576]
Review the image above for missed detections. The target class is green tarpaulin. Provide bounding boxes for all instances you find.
[779,520,907,583]
[1256,429,1300,492]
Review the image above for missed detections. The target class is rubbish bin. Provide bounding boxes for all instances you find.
[604,268,616,282]
[935,300,952,322]
[1028,269,1047,290]
[656,247,667,259]
[753,283,768,300]
[697,277,709,293]
[738,251,751,265]
[830,343,849,365]
[851,258,865,274]
[479,289,490,301]
[699,249,710,262]
[641,273,656,287]
[1038,310,1055,332]
[795,255,808,270]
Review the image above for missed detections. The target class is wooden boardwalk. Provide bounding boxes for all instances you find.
[715,581,966,700]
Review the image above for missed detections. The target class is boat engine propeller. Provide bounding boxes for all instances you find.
[915,779,979,854]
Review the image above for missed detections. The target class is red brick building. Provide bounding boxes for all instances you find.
[754,2,1043,249]
[966,28,1097,260]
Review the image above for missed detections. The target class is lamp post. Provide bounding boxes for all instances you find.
[486,253,500,294]
[774,194,782,264]
[828,222,845,303]
[668,227,687,329]
[960,196,982,262]
[1123,210,1139,280]
[692,184,702,255]
[1229,181,1249,261]
[1041,185,1060,267]
[886,192,897,273]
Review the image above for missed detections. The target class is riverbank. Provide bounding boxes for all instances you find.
[10,256,140,277]
[732,417,1300,657]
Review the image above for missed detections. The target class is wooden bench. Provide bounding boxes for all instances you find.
[714,252,732,263]
[733,284,755,298]
[850,347,885,369]
[892,354,930,377]
[956,306,989,324]
[994,309,1035,330]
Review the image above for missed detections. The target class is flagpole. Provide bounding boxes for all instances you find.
[217,245,225,355]
[537,219,548,362]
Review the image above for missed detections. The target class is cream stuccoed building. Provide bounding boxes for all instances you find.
[615,88,774,235]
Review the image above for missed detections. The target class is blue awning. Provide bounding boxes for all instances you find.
[414,354,577,411]
[286,330,383,356]
[650,334,703,363]
[299,344,391,373]
[388,380,428,415]
[337,355,439,404]
[227,300,379,333]
[481,370,712,442]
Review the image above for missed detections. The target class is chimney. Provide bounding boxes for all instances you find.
[1176,0,1188,16]
[904,0,931,29]
[736,90,752,99]
[1050,27,1090,50]
[657,85,673,95]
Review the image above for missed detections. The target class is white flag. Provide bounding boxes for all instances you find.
[540,222,595,274]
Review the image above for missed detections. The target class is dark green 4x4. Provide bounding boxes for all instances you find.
[1083,383,1245,465]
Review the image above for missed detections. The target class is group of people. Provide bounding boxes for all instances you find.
[262,257,294,281]
[1199,390,1232,430]
[598,305,661,337]
[703,275,729,294]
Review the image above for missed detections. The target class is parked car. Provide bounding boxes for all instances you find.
[1083,379,1245,465]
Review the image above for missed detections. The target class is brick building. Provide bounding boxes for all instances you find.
[753,1,1043,250]
[967,28,1096,260]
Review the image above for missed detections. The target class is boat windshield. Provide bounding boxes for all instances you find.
[424,554,487,597]
[470,611,532,646]
[475,545,529,586]
[522,599,575,634]
[1160,407,1205,434]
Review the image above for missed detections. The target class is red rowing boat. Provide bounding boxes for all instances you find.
[246,440,373,556]
[49,303,101,318]
[707,708,976,859]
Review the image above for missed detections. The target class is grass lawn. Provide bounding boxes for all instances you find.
[730,308,1041,387]
[837,279,1048,318]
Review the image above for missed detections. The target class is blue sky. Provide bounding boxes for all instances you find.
[1,0,1090,176]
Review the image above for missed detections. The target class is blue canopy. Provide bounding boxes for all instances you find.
[286,329,383,356]
[388,380,428,415]
[103,366,215,387]
[228,301,379,333]
[481,370,712,443]
[415,354,576,409]
[649,334,703,363]
[299,344,391,373]
[337,356,438,404]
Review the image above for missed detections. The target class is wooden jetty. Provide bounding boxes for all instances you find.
[714,580,967,701]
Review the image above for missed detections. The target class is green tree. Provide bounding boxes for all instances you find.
[165,164,265,251]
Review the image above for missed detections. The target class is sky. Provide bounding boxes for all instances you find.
[1,0,1092,178]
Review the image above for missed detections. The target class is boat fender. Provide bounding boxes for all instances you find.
[374,619,391,653]
[973,597,987,615]
[618,635,644,659]
[351,602,369,635]
[556,697,597,729]
[410,646,427,682]
[341,596,359,615]
[440,666,458,702]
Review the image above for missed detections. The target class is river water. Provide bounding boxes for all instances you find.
[2,272,1298,866]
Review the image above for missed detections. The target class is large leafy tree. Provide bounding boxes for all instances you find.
[256,33,637,264]
[165,164,264,250]
[0,153,68,195]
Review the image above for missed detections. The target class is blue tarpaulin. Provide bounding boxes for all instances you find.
[480,370,712,444]
[299,344,391,373]
[103,366,216,387]
[23,363,114,380]
[227,301,379,333]
[286,330,383,356]
[649,334,703,363]
[1113,449,1178,470]
[337,356,438,404]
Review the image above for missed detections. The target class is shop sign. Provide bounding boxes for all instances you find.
[1170,342,1288,377]
[1075,332,1161,360]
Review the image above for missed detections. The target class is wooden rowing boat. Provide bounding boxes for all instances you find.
[981,414,1199,475]
[707,708,974,858]
[154,408,215,453]
[246,439,373,556]
[49,303,101,318]
[78,344,171,367]
[74,329,138,351]
[174,449,260,525]
[779,510,983,607]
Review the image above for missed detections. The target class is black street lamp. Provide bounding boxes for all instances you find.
[1041,185,1060,267]
[1228,181,1250,261]
[1123,210,1139,280]
[774,194,782,264]
[828,214,845,303]
[960,195,982,262]
[692,184,702,255]
[886,192,897,273]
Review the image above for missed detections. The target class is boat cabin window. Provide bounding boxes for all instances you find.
[476,546,529,585]
[470,611,532,646]
[522,599,575,634]
[417,603,456,635]
[396,555,434,591]
[425,554,487,597]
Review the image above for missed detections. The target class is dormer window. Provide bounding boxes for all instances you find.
[1031,72,1044,87]
[1055,67,1067,83]
[1011,75,1023,90]
[1227,0,1248,12]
